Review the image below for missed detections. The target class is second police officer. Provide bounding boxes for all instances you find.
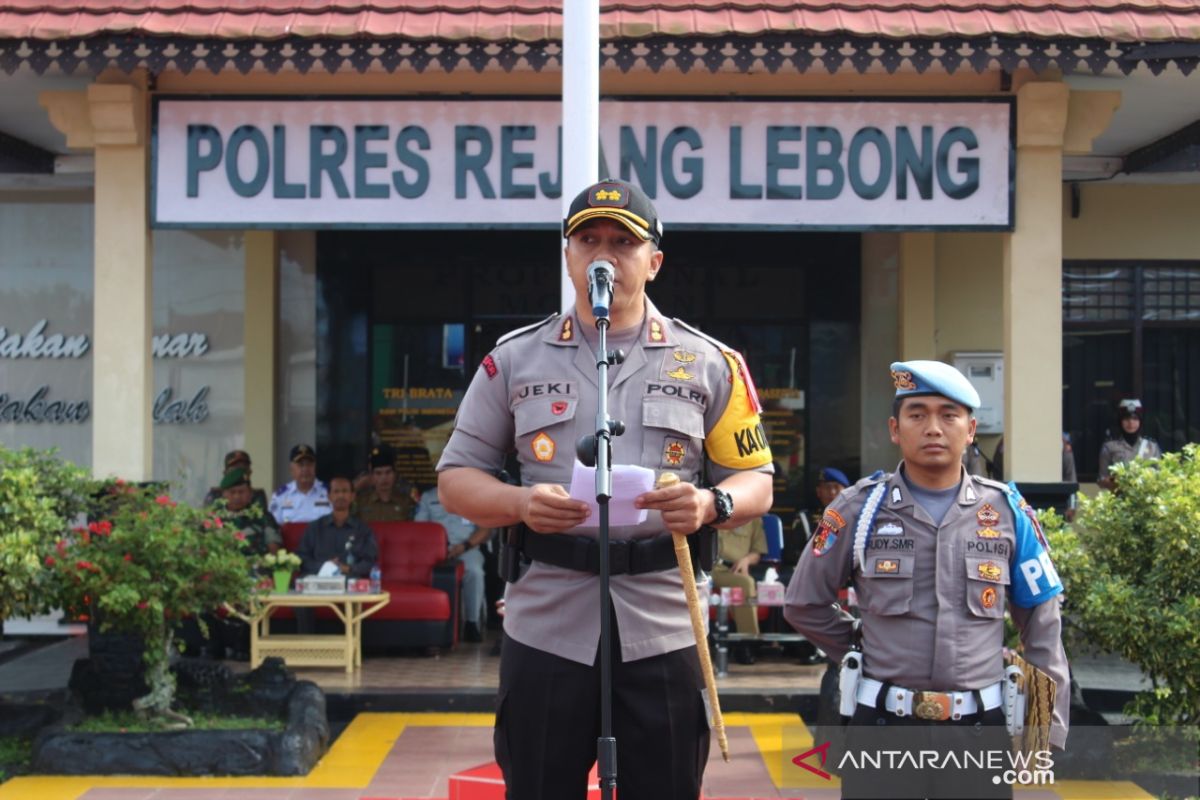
[785,360,1069,798]
[436,179,774,799]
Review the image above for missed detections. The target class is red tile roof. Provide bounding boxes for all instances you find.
[1,1,1198,43]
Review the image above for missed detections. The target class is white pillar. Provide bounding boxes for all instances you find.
[560,0,601,311]
[89,83,153,481]
[1003,82,1068,482]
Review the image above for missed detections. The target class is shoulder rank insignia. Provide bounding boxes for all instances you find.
[560,317,574,341]
[649,318,665,343]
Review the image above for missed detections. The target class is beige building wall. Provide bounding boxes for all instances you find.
[1064,184,1200,259]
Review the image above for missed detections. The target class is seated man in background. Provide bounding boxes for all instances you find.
[294,476,378,634]
[711,515,768,664]
[355,444,415,522]
[415,486,491,642]
[204,449,268,510]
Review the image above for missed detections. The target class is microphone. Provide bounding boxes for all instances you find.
[587,260,615,319]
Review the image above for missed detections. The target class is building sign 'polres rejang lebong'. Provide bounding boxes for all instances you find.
[153,97,1013,231]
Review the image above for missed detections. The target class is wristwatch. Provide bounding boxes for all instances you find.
[709,486,734,524]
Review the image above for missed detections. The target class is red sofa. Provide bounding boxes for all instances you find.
[280,521,463,650]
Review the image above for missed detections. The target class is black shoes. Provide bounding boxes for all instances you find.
[464,622,483,643]
[734,644,757,665]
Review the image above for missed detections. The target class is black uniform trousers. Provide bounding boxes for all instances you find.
[495,611,710,800]
[842,698,1012,800]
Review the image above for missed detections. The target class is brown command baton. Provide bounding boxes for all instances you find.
[656,472,730,762]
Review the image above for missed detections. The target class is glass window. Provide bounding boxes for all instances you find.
[0,193,95,467]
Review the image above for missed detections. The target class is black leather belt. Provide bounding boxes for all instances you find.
[521,530,678,575]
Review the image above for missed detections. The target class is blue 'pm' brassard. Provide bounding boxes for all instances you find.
[1005,483,1063,608]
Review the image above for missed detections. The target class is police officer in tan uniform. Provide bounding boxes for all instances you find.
[1097,398,1161,490]
[437,179,774,800]
[785,361,1069,798]
[355,444,416,522]
[712,516,768,642]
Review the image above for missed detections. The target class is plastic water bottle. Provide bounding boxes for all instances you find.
[369,565,381,594]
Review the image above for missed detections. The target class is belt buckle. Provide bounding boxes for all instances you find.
[608,541,631,575]
[913,691,952,721]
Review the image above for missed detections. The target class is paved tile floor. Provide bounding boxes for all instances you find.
[0,631,1159,800]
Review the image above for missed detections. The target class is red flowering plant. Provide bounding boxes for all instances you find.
[48,481,260,726]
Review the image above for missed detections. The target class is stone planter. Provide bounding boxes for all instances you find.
[32,658,329,776]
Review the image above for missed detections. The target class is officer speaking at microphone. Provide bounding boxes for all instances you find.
[436,178,774,799]
[784,361,1069,798]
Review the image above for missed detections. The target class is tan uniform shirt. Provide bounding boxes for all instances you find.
[1098,436,1161,478]
[355,489,415,523]
[784,466,1071,748]
[438,300,773,665]
[717,517,767,567]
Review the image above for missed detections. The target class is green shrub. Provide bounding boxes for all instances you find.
[0,446,92,624]
[1042,444,1200,725]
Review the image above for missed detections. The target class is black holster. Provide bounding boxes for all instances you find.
[498,524,529,584]
[691,525,717,573]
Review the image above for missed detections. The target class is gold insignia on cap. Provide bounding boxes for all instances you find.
[892,370,917,391]
[560,318,574,341]
[673,350,696,363]
[666,366,694,381]
[595,188,622,202]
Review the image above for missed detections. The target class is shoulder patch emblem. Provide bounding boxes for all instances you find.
[811,525,837,557]
[531,432,556,463]
[481,354,498,379]
[976,503,1001,527]
[822,508,847,531]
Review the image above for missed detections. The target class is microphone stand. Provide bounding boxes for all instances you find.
[576,301,625,800]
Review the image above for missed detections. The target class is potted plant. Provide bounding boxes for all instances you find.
[259,549,302,594]
[47,482,258,727]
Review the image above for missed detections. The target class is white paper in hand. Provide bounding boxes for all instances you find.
[569,461,655,528]
[317,560,341,578]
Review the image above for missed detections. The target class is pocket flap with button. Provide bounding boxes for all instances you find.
[965,556,1010,585]
[643,398,705,439]
[515,398,577,437]
[860,554,914,614]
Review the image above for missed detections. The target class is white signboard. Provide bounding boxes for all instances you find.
[153,97,1012,230]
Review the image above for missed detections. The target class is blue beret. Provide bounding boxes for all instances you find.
[890,360,981,411]
[818,467,850,487]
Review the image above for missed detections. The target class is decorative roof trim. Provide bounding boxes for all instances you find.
[1,34,1196,78]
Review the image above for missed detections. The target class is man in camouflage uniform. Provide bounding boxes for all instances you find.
[785,360,1069,798]
[437,179,774,800]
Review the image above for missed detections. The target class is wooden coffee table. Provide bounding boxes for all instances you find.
[242,592,390,674]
